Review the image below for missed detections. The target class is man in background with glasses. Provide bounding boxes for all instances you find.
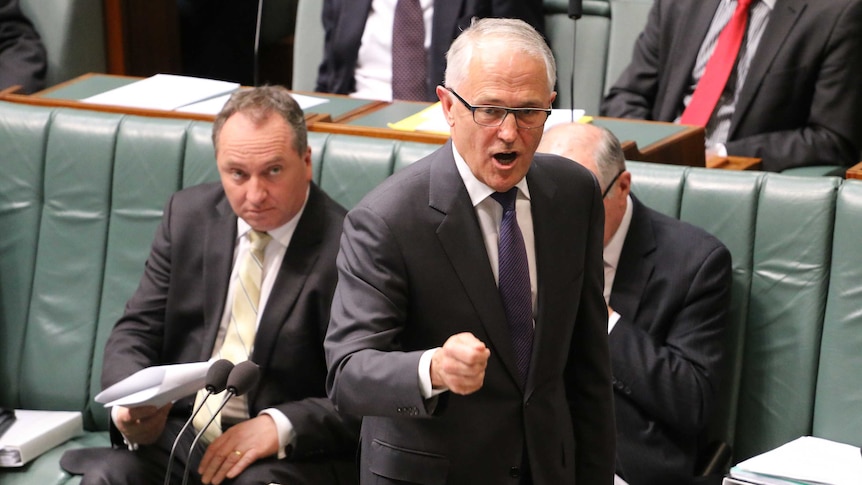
[539,122,732,485]
[325,17,615,485]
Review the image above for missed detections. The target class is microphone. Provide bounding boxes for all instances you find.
[163,359,233,485]
[568,0,583,19]
[180,361,261,485]
[253,0,265,86]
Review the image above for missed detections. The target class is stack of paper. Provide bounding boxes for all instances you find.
[729,436,862,485]
[0,410,83,467]
[95,361,211,408]
[81,74,240,112]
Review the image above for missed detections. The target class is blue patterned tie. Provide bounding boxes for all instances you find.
[491,188,534,383]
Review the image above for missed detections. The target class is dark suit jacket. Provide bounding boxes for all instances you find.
[610,196,731,485]
[325,142,616,484]
[315,0,545,101]
[0,0,46,94]
[68,182,357,477]
[600,0,862,171]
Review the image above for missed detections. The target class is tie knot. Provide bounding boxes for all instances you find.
[247,230,272,252]
[736,0,754,11]
[490,188,519,212]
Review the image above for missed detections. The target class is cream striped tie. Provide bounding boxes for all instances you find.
[193,230,271,444]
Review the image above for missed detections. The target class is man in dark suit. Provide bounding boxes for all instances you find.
[601,0,862,172]
[60,86,358,485]
[324,18,615,484]
[539,122,733,485]
[0,0,46,93]
[315,0,545,101]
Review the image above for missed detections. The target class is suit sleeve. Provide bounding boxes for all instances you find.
[567,178,617,483]
[0,0,47,94]
[324,206,434,419]
[725,0,862,171]
[609,242,732,434]
[491,0,546,37]
[599,0,664,119]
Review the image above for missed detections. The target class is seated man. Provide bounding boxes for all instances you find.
[539,122,733,485]
[316,0,545,101]
[600,0,862,172]
[0,0,47,93]
[61,86,358,485]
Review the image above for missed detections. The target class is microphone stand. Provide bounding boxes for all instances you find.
[568,0,583,121]
[253,0,265,86]
[180,392,236,485]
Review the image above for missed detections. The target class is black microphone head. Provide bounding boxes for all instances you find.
[205,359,234,393]
[226,361,261,396]
[568,0,583,19]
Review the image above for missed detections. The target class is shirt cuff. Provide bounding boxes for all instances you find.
[608,311,621,334]
[258,409,295,460]
[419,348,448,399]
[111,406,138,451]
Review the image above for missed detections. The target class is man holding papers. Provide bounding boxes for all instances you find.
[60,86,358,485]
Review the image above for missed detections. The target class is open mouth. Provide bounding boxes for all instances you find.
[494,152,517,164]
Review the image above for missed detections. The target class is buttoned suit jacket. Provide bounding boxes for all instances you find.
[315,0,545,101]
[600,0,862,171]
[0,0,46,94]
[609,196,732,485]
[66,182,358,480]
[324,141,616,484]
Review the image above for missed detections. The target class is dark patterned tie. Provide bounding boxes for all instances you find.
[391,0,427,101]
[491,188,534,384]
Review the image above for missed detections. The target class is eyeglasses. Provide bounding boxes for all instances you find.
[602,170,625,199]
[445,87,551,129]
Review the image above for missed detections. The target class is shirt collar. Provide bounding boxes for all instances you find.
[451,143,531,207]
[603,194,634,270]
[725,0,774,9]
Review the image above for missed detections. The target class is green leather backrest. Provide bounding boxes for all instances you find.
[19,0,107,87]
[734,175,838,460]
[812,180,862,446]
[544,0,612,113]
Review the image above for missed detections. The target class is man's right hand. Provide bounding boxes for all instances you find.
[115,402,172,445]
[430,332,490,395]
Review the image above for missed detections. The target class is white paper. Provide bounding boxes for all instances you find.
[95,361,210,408]
[0,410,83,467]
[82,74,239,111]
[730,436,862,485]
[175,93,232,115]
[544,109,588,131]
[288,93,329,111]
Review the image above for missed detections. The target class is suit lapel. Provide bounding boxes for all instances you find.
[525,161,560,399]
[201,193,238,362]
[661,0,721,120]
[610,196,655,319]
[251,185,325,368]
[429,144,524,389]
[730,0,806,137]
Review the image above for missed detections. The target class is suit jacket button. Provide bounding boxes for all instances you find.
[509,466,521,478]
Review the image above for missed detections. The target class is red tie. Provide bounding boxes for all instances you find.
[680,0,754,127]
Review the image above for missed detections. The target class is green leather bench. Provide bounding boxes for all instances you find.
[1,99,860,483]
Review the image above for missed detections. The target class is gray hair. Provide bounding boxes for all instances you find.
[591,125,627,190]
[212,85,308,156]
[444,17,556,93]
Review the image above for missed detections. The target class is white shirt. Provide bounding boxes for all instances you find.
[352,0,434,101]
[418,145,538,398]
[602,195,633,334]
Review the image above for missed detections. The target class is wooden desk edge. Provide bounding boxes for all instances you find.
[846,161,862,180]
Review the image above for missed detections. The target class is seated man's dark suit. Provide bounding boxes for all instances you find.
[611,195,731,485]
[0,0,46,93]
[61,182,358,484]
[601,0,862,171]
[315,0,545,101]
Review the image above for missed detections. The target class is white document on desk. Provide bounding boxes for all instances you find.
[82,74,239,111]
[729,435,862,485]
[0,410,83,467]
[95,361,210,408]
